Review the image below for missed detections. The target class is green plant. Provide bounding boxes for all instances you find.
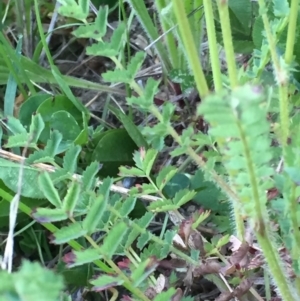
[1,0,300,300]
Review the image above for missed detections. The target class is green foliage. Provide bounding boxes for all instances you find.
[0,261,64,301]
[58,0,89,22]
[198,85,272,217]
[2,0,300,300]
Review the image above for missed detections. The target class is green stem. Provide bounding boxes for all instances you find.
[203,0,222,91]
[33,0,55,67]
[177,145,204,173]
[236,119,295,300]
[232,202,245,239]
[253,17,289,83]
[172,0,209,97]
[257,231,296,301]
[257,0,289,147]
[285,0,299,64]
[288,184,300,295]
[217,0,238,88]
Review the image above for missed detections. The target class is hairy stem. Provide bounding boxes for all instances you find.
[236,120,295,300]
[257,0,289,147]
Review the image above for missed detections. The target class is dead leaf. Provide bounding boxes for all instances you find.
[179,219,193,245]
[190,231,206,256]
[229,241,250,269]
[219,263,236,276]
[193,261,221,277]
[234,279,252,298]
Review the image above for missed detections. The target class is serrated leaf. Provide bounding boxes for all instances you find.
[147,200,177,212]
[82,161,100,190]
[143,149,158,176]
[38,172,62,208]
[64,248,102,268]
[31,208,68,223]
[130,183,157,195]
[164,229,176,245]
[162,102,175,123]
[132,149,143,169]
[98,177,113,200]
[102,52,145,83]
[63,144,81,173]
[118,166,145,177]
[50,168,70,183]
[51,222,87,244]
[62,180,81,216]
[86,23,126,57]
[4,132,32,148]
[273,0,289,17]
[120,196,136,217]
[73,6,108,40]
[1,115,26,134]
[125,212,154,248]
[58,0,89,21]
[126,78,160,109]
[29,113,45,143]
[98,222,128,259]
[169,69,195,93]
[160,244,171,258]
[82,194,107,233]
[156,166,177,190]
[136,232,151,250]
[216,234,230,249]
[90,274,124,290]
[27,130,63,164]
[140,243,162,261]
[172,189,196,206]
[5,114,44,148]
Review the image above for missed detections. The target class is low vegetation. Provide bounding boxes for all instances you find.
[0,0,300,300]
